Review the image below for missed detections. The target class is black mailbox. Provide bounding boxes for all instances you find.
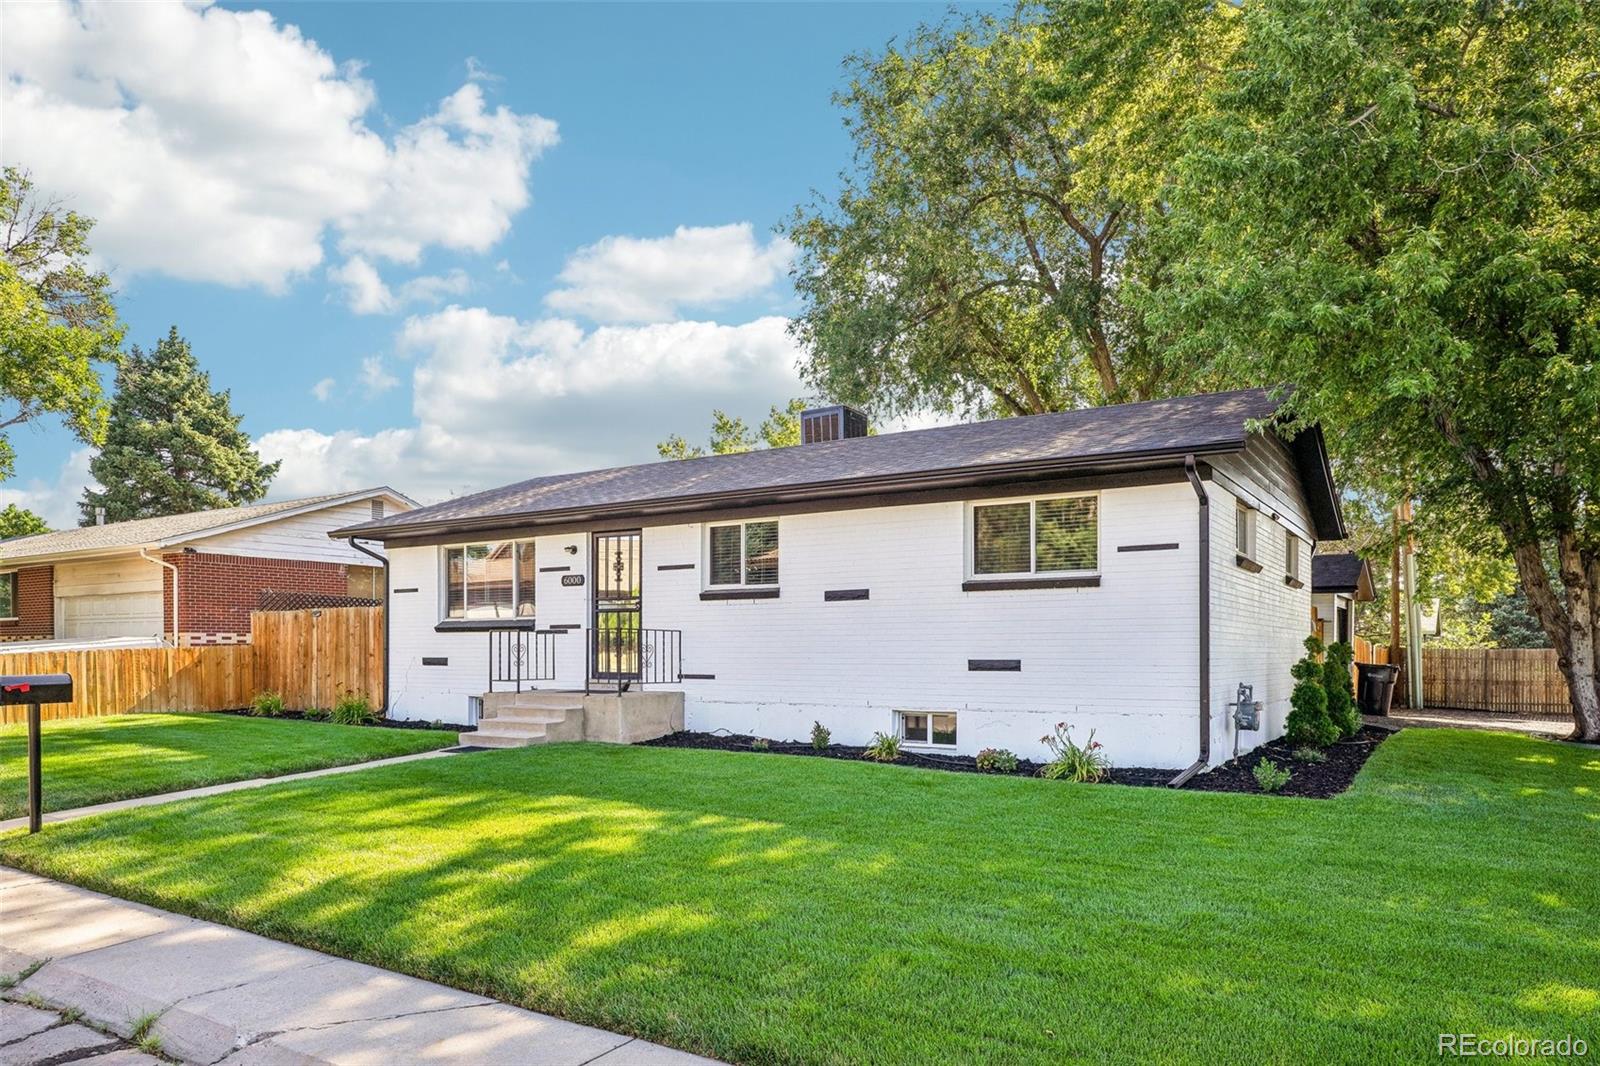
[0,674,74,705]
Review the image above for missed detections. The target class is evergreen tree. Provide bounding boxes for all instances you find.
[80,327,278,523]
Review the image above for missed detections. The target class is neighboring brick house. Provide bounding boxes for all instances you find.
[0,487,414,648]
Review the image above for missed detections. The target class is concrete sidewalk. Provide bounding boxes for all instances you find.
[0,749,461,835]
[0,866,716,1065]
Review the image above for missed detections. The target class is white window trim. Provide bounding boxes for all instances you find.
[896,709,959,749]
[0,569,16,621]
[703,519,780,589]
[438,539,536,622]
[1236,502,1259,562]
[1285,531,1302,582]
[965,491,1101,580]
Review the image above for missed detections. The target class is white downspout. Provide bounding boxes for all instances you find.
[140,548,180,646]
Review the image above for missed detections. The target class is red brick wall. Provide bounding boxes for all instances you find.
[162,552,351,645]
[0,566,55,642]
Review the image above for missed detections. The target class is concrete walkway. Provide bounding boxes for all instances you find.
[0,749,462,834]
[0,866,716,1065]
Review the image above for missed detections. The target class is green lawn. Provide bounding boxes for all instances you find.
[2,730,1596,1063]
[0,713,458,819]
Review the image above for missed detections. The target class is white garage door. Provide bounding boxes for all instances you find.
[59,591,164,640]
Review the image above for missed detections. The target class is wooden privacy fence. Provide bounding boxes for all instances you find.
[0,606,382,724]
[0,645,254,724]
[1414,647,1569,717]
[251,606,383,711]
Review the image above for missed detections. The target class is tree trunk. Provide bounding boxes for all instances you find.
[1555,535,1600,742]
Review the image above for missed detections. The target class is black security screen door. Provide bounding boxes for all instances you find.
[592,530,642,679]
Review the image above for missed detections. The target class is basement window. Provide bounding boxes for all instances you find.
[899,711,957,747]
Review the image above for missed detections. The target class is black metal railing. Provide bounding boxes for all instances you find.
[488,629,557,692]
[587,627,682,694]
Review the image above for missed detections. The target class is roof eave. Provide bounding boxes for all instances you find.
[329,442,1249,542]
[0,543,155,568]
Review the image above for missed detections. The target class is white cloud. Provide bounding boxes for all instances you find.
[328,257,395,314]
[0,448,95,530]
[359,355,399,393]
[329,257,470,315]
[546,223,795,324]
[256,307,803,502]
[2,2,557,290]
[311,378,337,402]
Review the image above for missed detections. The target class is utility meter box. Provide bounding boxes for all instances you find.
[1230,683,1261,731]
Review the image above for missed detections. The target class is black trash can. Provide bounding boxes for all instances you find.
[1356,662,1398,716]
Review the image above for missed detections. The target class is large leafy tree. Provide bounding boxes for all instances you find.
[81,327,279,523]
[0,167,120,480]
[0,504,49,540]
[783,10,1187,420]
[1048,0,1600,738]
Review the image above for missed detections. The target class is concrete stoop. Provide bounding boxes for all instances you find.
[476,690,684,747]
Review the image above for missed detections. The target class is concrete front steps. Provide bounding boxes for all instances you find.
[474,692,585,748]
[473,689,685,747]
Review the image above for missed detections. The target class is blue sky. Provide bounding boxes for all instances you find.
[3,1,970,525]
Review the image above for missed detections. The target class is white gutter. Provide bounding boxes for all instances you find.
[139,548,180,646]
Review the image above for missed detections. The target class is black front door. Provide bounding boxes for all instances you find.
[591,530,642,679]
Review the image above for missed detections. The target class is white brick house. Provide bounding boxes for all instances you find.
[334,390,1345,774]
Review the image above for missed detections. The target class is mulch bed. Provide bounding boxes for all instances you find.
[1181,724,1391,798]
[215,709,473,733]
[641,725,1391,798]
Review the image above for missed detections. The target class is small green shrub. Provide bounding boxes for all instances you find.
[1293,746,1328,763]
[750,737,770,752]
[975,748,1019,774]
[1323,641,1361,737]
[328,693,376,726]
[1038,723,1110,782]
[863,731,901,762]
[248,690,285,717]
[1253,758,1292,793]
[1286,635,1338,748]
[302,707,328,722]
[810,721,831,750]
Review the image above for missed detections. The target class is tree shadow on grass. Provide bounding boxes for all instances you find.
[3,739,1598,1063]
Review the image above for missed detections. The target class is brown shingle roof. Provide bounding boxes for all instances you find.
[335,389,1346,541]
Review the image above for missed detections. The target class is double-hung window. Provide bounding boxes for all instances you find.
[971,494,1098,577]
[0,571,15,620]
[443,541,536,620]
[1285,531,1302,585]
[706,520,779,588]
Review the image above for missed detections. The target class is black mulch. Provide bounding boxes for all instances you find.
[215,708,474,733]
[1181,725,1391,798]
[640,725,1391,798]
[641,731,1177,787]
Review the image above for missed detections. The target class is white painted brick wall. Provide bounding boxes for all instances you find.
[387,481,1215,768]
[1206,478,1314,761]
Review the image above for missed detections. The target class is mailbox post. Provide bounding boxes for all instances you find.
[1,674,74,834]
